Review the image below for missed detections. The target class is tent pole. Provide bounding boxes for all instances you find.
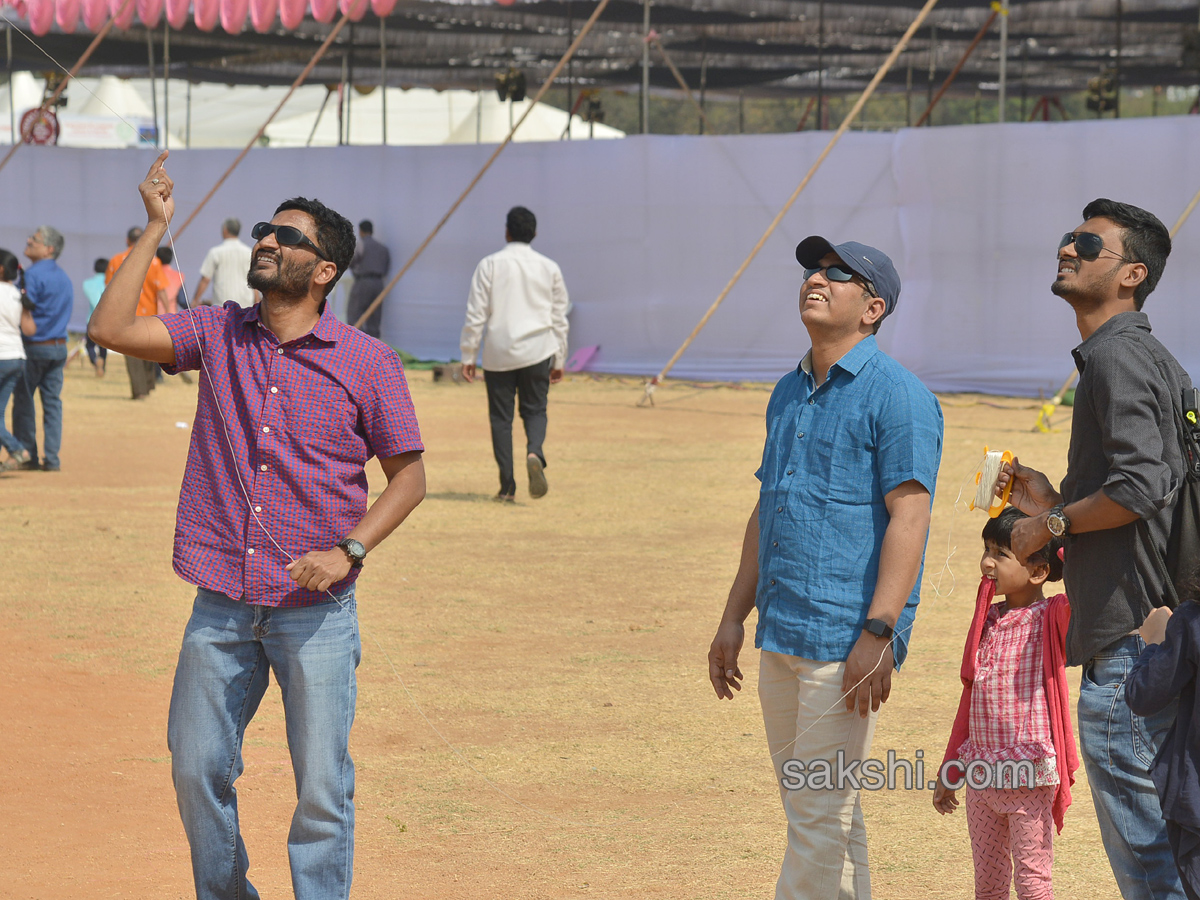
[915,9,997,127]
[380,16,386,145]
[925,24,936,125]
[998,0,1008,122]
[0,0,135,173]
[640,0,649,133]
[638,0,942,406]
[1115,0,1122,118]
[7,26,13,146]
[816,0,823,128]
[147,28,158,148]
[186,66,191,148]
[654,37,710,133]
[307,86,332,146]
[905,59,912,126]
[173,10,358,238]
[352,0,613,330]
[565,0,572,140]
[698,34,707,134]
[476,75,481,143]
[163,19,169,151]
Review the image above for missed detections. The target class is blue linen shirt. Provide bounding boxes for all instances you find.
[23,258,73,342]
[754,335,943,668]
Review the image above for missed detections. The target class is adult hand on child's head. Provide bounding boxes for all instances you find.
[997,456,1061,517]
[1140,606,1173,646]
[139,150,174,229]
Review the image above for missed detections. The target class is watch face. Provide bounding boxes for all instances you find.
[343,539,366,559]
[1047,514,1066,537]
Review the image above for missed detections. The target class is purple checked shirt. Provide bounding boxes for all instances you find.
[161,301,424,607]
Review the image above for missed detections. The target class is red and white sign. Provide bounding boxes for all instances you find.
[20,108,59,145]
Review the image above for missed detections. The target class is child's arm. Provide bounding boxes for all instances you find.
[933,780,959,815]
[1127,608,1195,717]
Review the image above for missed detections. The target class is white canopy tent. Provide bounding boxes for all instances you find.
[0,74,622,149]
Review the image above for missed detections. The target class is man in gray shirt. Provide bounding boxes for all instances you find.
[1002,199,1189,900]
[347,220,390,339]
[195,218,254,308]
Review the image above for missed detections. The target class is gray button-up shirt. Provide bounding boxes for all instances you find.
[1062,311,1191,665]
[351,234,390,281]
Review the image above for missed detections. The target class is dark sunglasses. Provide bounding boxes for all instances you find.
[250,222,329,261]
[1059,231,1133,264]
[803,263,859,282]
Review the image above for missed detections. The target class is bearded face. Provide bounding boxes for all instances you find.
[247,244,319,301]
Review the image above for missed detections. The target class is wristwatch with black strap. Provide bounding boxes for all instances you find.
[863,618,895,640]
[337,537,367,569]
[1046,506,1071,538]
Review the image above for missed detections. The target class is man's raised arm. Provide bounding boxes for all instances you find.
[88,151,177,365]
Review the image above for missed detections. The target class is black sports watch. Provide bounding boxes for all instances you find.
[336,537,366,569]
[1046,506,1071,538]
[863,618,895,640]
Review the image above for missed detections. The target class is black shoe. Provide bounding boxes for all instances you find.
[18,459,40,471]
[493,492,515,503]
[527,455,547,499]
[41,462,60,472]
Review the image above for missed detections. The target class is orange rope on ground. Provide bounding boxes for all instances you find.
[0,0,135,175]
[172,5,363,238]
[350,0,613,330]
[637,0,942,407]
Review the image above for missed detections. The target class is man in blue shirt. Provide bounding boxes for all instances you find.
[13,225,73,471]
[708,236,943,900]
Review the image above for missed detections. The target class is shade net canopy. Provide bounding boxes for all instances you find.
[0,0,1191,99]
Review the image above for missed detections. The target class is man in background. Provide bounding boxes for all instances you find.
[82,257,108,377]
[194,217,254,308]
[156,246,184,313]
[106,226,167,400]
[460,206,569,501]
[347,219,390,339]
[13,225,72,471]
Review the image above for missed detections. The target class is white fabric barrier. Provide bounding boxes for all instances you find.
[3,117,1199,396]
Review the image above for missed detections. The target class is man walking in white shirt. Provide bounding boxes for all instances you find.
[460,206,569,502]
[194,217,255,307]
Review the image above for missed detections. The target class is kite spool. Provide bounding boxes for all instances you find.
[969,447,1013,518]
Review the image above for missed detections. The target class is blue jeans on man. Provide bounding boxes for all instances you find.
[12,340,67,469]
[168,586,361,900]
[1079,634,1185,900]
[0,357,26,456]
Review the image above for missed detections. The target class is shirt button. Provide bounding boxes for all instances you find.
[777,506,783,512]
[254,506,262,513]
[247,548,255,555]
[260,464,268,471]
[773,541,778,548]
[787,470,794,475]
[770,579,776,586]
[277,348,284,354]
[808,398,814,405]
[262,427,270,433]
[796,432,804,439]
[270,386,278,393]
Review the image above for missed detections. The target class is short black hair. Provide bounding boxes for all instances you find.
[273,197,356,297]
[0,248,20,283]
[359,219,373,234]
[156,246,174,266]
[93,257,108,273]
[126,226,143,244]
[506,206,537,244]
[1081,198,1171,310]
[982,507,1064,582]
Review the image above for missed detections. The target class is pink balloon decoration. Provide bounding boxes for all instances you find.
[27,0,54,35]
[370,0,396,16]
[310,0,336,24]
[249,0,275,32]
[277,0,303,28]
[193,0,218,31]
[165,0,187,27]
[56,0,81,31]
[137,0,162,27]
[109,0,135,29]
[81,0,107,30]
[219,0,248,32]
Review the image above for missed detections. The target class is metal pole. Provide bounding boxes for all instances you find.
[905,59,912,126]
[698,35,707,134]
[346,27,353,144]
[926,24,936,125]
[7,26,13,145]
[1020,38,1028,120]
[380,16,387,144]
[1114,0,1122,118]
[163,19,169,150]
[147,28,159,148]
[738,89,744,133]
[186,65,191,148]
[566,0,573,139]
[476,75,482,143]
[641,0,650,133]
[816,0,824,129]
[998,0,1008,122]
[338,51,347,145]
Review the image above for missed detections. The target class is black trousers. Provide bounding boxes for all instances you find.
[484,357,551,496]
[1167,820,1200,900]
[347,276,385,339]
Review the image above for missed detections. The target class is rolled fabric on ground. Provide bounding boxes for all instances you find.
[55,0,81,33]
[339,0,366,20]
[165,0,186,27]
[27,0,53,34]
[193,0,217,31]
[219,0,247,32]
[137,0,162,27]
[310,0,336,23]
[369,0,395,16]
[108,0,134,28]
[81,0,107,30]
[249,0,276,32]
[278,0,303,28]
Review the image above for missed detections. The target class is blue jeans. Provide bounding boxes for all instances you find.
[168,587,361,900]
[1079,634,1185,900]
[12,340,66,468]
[0,357,25,455]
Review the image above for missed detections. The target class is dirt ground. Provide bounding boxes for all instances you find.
[0,355,1120,899]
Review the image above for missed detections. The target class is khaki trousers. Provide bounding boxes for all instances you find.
[125,356,157,399]
[758,649,880,900]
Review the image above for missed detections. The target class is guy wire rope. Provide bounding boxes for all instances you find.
[637,0,943,407]
[350,0,614,330]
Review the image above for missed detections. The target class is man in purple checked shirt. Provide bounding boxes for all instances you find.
[89,152,426,900]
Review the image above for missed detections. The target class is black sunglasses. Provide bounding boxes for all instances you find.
[803,263,859,283]
[1059,231,1134,264]
[251,222,329,261]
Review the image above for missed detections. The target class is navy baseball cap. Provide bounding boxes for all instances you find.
[795,236,902,320]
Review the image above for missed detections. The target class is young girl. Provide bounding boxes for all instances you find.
[1126,588,1200,900]
[0,248,34,470]
[933,507,1078,900]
